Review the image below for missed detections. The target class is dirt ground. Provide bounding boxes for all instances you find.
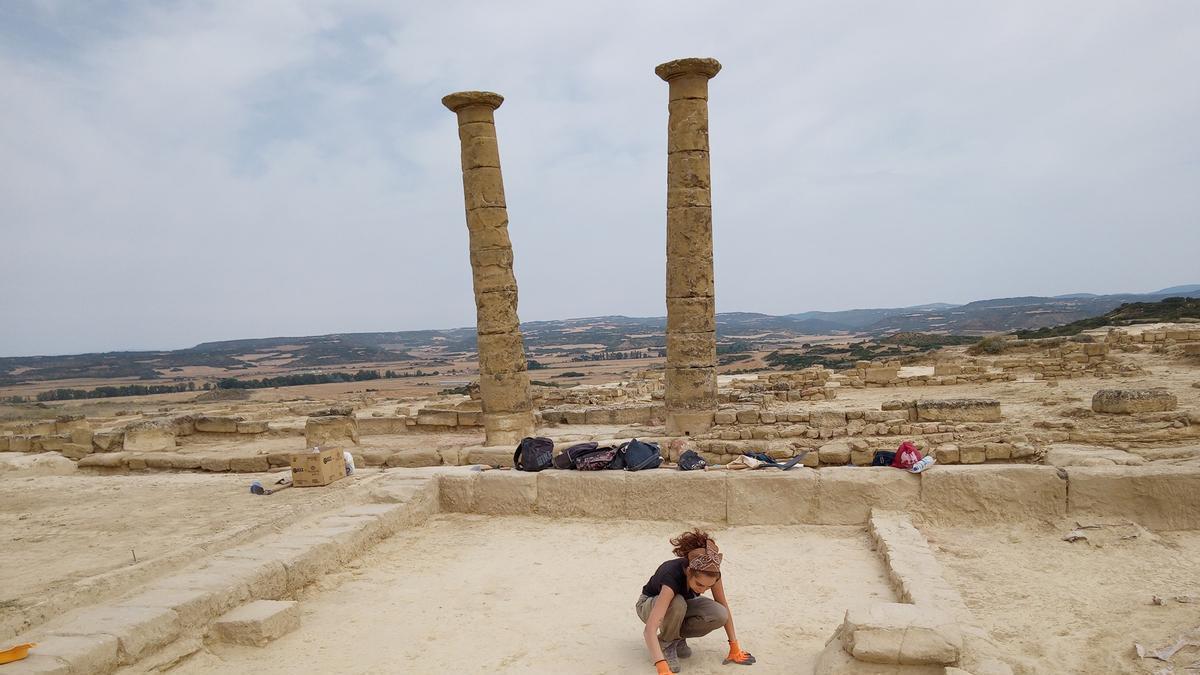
[173,516,895,674]
[928,523,1200,674]
[0,471,379,639]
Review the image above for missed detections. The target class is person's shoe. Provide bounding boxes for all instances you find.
[677,639,692,659]
[660,639,682,673]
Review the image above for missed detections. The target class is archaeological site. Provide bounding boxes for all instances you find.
[3,56,1200,675]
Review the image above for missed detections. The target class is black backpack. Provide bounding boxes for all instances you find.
[513,436,554,472]
[678,449,707,471]
[618,439,662,471]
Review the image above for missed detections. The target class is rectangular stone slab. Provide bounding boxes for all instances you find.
[727,471,818,525]
[919,465,1066,525]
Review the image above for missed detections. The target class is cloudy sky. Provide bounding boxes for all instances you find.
[2,1,1198,357]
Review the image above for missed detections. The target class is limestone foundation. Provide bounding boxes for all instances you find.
[657,58,721,436]
[442,91,535,446]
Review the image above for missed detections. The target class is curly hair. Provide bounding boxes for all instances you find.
[670,528,713,558]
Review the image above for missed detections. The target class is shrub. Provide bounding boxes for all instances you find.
[967,336,1008,355]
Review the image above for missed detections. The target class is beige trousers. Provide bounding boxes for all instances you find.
[636,593,729,643]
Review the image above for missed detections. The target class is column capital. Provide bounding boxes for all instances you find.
[655,57,721,82]
[442,91,504,113]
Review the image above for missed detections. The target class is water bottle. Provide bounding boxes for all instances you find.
[910,456,937,474]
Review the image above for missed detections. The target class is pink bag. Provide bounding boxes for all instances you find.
[891,441,923,470]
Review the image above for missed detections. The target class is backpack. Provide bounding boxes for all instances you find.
[871,451,896,467]
[576,445,620,471]
[890,441,923,470]
[554,442,606,470]
[513,436,554,472]
[678,449,707,471]
[618,439,663,471]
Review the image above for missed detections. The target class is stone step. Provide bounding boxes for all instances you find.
[213,600,299,647]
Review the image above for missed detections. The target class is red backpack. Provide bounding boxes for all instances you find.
[891,441,923,470]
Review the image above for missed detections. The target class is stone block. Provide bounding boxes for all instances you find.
[667,158,713,208]
[666,410,714,436]
[478,371,534,413]
[816,467,921,525]
[959,445,986,464]
[666,297,716,333]
[12,634,117,675]
[119,587,233,630]
[476,332,530,374]
[457,410,482,427]
[384,449,442,468]
[475,288,520,335]
[664,367,717,409]
[229,455,270,473]
[811,411,847,428]
[213,600,300,647]
[666,98,711,153]
[438,473,478,512]
[474,471,537,515]
[92,431,123,451]
[843,603,962,666]
[666,331,717,369]
[812,638,943,675]
[78,452,128,470]
[305,415,359,447]
[665,254,715,299]
[626,470,726,522]
[536,471,627,518]
[236,421,269,434]
[735,409,760,424]
[122,422,176,452]
[60,443,92,460]
[920,465,1066,525]
[199,456,231,472]
[727,471,818,524]
[933,444,960,464]
[1066,466,1200,530]
[195,416,241,433]
[416,409,459,427]
[462,444,516,467]
[864,367,900,384]
[818,441,851,465]
[463,166,506,210]
[915,399,1001,422]
[482,410,536,444]
[51,604,179,665]
[1092,388,1177,414]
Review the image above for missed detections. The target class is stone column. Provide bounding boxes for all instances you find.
[656,58,721,436]
[442,91,535,446]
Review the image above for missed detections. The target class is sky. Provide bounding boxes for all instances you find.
[2,1,1198,357]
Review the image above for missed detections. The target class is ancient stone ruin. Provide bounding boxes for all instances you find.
[657,57,722,437]
[442,91,536,447]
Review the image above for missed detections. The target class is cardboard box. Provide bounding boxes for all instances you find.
[290,447,346,487]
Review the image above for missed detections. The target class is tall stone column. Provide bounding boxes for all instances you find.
[656,58,721,436]
[442,91,535,447]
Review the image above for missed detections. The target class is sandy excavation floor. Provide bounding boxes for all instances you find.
[174,516,895,674]
[927,523,1200,674]
[0,471,379,639]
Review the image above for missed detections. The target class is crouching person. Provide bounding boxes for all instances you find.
[636,529,756,673]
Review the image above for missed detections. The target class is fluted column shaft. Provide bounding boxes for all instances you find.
[657,58,721,436]
[442,91,535,446]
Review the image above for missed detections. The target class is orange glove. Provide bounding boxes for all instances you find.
[724,640,756,665]
[655,659,673,674]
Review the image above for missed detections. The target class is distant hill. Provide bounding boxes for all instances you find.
[3,284,1197,386]
[1013,296,1200,339]
[1157,284,1200,295]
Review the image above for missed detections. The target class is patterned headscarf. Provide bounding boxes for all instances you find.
[686,538,722,573]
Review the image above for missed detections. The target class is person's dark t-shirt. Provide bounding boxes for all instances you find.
[641,558,697,600]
